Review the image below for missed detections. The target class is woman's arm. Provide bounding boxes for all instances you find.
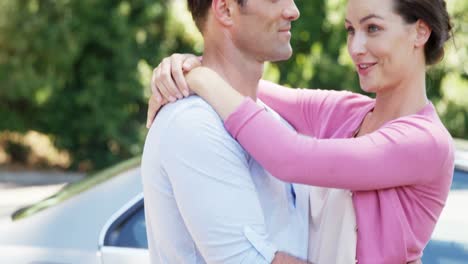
[257,80,309,133]
[258,81,373,136]
[187,67,372,137]
[186,67,453,191]
[225,98,453,190]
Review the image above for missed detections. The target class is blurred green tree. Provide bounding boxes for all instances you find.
[266,0,360,92]
[0,0,196,170]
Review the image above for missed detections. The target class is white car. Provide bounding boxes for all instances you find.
[0,157,149,264]
[0,143,467,264]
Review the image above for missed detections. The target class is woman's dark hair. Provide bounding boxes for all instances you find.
[188,0,247,31]
[393,0,453,65]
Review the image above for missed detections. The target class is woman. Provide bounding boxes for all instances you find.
[147,0,454,262]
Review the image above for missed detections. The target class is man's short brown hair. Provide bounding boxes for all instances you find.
[187,0,246,31]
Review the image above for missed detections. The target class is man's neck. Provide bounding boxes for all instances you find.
[202,41,264,101]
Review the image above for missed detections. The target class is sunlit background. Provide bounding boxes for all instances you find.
[0,0,467,172]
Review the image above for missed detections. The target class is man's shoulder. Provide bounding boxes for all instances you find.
[159,95,217,117]
[145,95,248,165]
[147,96,237,150]
[154,96,223,130]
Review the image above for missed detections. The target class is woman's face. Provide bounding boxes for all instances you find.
[345,0,419,93]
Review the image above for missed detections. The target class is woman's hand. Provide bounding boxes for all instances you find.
[146,94,168,128]
[146,53,201,128]
[151,53,201,102]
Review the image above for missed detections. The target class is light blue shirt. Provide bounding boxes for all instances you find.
[141,96,309,264]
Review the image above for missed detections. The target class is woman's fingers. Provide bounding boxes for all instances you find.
[182,56,202,73]
[151,53,201,102]
[151,67,162,103]
[146,94,164,128]
[156,58,178,102]
[171,54,189,97]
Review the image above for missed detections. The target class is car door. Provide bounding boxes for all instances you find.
[99,193,150,264]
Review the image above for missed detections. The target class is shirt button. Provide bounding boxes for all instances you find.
[355,259,358,263]
[349,191,353,197]
[355,226,358,232]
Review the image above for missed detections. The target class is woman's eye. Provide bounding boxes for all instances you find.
[346,26,355,35]
[368,25,380,33]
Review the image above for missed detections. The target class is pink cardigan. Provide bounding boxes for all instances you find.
[224,81,454,263]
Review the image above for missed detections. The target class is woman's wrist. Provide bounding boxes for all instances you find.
[185,67,209,94]
[184,66,245,120]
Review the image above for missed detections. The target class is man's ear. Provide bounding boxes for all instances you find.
[414,19,431,48]
[212,0,235,27]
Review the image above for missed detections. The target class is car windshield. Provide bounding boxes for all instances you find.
[11,157,141,221]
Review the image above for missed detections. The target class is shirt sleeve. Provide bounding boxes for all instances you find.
[160,103,277,263]
[225,98,452,191]
[258,80,373,137]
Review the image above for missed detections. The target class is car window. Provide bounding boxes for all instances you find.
[423,240,468,264]
[451,168,468,190]
[104,203,148,249]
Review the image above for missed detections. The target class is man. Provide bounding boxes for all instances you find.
[141,0,310,263]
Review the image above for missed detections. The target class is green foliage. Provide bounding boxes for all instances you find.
[433,0,468,139]
[0,0,195,170]
[269,0,360,93]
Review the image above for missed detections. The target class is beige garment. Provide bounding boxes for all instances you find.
[308,186,357,264]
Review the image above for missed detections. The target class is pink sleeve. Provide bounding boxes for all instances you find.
[225,98,453,191]
[257,80,307,133]
[258,80,372,137]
